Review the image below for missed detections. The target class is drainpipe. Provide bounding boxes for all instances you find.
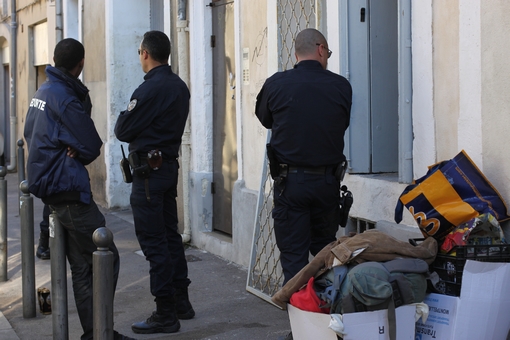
[7,0,17,171]
[177,0,191,244]
[341,1,351,170]
[398,0,413,183]
[55,0,63,42]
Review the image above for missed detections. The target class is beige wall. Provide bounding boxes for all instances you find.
[240,0,269,190]
[16,0,47,147]
[433,0,459,161]
[480,0,510,200]
[429,0,510,210]
[83,1,108,205]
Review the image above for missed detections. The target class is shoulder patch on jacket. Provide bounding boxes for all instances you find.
[127,99,137,111]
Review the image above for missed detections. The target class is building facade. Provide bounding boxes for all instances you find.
[1,0,510,270]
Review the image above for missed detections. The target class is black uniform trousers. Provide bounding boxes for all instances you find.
[130,159,190,298]
[273,168,340,285]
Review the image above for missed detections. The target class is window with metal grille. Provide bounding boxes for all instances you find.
[276,0,317,71]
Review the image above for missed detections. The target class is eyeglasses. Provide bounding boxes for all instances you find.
[316,43,332,58]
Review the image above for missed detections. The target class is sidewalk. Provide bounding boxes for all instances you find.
[0,172,291,339]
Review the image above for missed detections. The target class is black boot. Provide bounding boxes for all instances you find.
[173,287,195,319]
[36,231,50,260]
[131,296,180,334]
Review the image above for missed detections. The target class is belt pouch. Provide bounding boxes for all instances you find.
[128,152,150,178]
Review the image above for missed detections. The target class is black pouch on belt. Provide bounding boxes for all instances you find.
[128,152,150,178]
[266,144,280,179]
[147,149,162,170]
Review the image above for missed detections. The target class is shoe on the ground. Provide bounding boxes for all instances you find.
[36,246,50,260]
[131,311,180,334]
[174,287,195,320]
[36,234,50,260]
[113,330,137,340]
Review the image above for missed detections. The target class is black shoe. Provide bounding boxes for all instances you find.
[131,311,180,334]
[36,245,50,260]
[173,287,195,320]
[36,233,50,260]
[113,330,137,340]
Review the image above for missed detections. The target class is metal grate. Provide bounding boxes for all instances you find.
[246,0,320,306]
[246,132,283,305]
[277,0,317,71]
[350,217,376,234]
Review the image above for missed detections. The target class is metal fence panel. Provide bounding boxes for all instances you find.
[246,0,320,306]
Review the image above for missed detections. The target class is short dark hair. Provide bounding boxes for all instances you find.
[295,28,327,56]
[141,31,171,63]
[53,38,85,71]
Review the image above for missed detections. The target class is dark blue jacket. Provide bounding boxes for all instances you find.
[23,65,102,204]
[255,60,352,167]
[114,65,190,160]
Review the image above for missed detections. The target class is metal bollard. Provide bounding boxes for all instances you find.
[93,227,114,340]
[17,139,25,183]
[50,210,69,339]
[17,140,25,211]
[19,180,36,318]
[0,166,7,282]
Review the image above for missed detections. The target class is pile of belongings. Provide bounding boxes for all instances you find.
[272,230,437,337]
[393,151,510,296]
[394,150,510,242]
[440,213,507,255]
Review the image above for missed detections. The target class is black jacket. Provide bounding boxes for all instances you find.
[114,65,190,160]
[255,60,352,167]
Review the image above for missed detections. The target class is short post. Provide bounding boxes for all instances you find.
[17,140,25,211]
[17,139,25,183]
[19,180,36,318]
[93,227,114,340]
[50,210,69,339]
[0,166,7,282]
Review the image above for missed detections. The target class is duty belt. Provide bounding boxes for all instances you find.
[287,165,333,175]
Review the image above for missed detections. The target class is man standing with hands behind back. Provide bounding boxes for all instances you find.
[115,30,194,335]
[255,28,352,286]
[24,38,132,340]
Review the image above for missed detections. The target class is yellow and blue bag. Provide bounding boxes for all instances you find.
[394,150,510,241]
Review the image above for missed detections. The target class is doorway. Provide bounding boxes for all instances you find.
[212,0,237,235]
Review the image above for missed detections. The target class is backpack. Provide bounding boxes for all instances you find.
[314,258,429,315]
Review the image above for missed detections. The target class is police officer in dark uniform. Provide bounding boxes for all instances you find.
[255,28,352,285]
[114,30,194,335]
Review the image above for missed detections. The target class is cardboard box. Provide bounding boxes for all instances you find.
[415,293,457,339]
[288,303,337,340]
[416,260,510,340]
[288,303,416,340]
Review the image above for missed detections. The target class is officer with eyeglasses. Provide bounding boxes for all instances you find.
[115,30,194,335]
[255,28,352,287]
